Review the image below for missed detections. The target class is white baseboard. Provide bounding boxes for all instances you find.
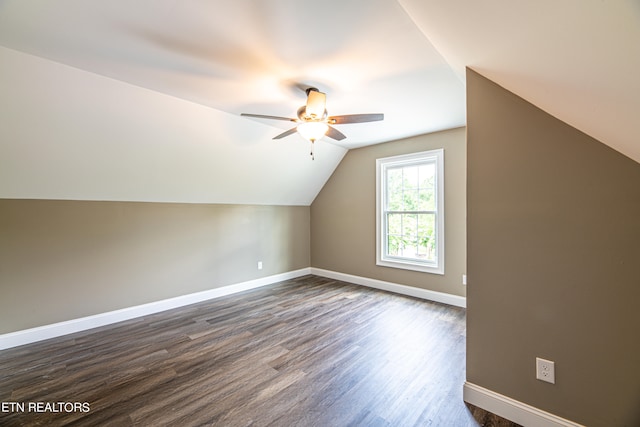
[0,268,311,351]
[310,267,466,308]
[463,382,585,427]
[1,268,463,351]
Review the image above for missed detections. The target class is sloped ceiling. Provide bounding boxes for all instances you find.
[399,0,640,164]
[0,0,637,205]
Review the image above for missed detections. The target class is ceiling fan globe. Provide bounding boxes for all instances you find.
[297,121,329,142]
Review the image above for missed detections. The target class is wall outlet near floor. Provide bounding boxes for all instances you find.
[536,357,555,384]
[462,274,467,285]
[257,261,263,270]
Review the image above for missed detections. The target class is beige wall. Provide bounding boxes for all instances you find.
[311,128,467,297]
[0,199,310,334]
[466,69,640,426]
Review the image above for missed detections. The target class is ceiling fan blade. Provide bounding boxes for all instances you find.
[273,127,299,140]
[328,113,384,124]
[241,113,297,122]
[325,125,347,141]
[305,89,326,119]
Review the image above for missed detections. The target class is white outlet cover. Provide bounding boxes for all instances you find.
[536,357,555,384]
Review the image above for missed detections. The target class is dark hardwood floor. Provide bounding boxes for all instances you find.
[0,275,520,426]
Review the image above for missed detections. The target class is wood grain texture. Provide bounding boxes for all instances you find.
[0,275,520,426]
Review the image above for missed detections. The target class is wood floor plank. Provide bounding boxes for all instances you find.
[0,275,521,426]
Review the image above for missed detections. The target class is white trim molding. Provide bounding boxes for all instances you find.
[310,268,466,308]
[0,268,464,351]
[463,382,585,427]
[0,268,311,351]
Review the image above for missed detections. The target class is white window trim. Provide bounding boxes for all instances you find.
[376,149,444,275]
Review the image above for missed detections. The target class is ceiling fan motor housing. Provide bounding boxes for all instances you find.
[297,105,327,122]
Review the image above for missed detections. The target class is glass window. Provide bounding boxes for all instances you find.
[376,149,444,274]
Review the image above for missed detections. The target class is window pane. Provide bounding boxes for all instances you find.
[417,214,436,262]
[419,163,435,185]
[403,166,419,189]
[388,213,402,235]
[404,189,420,211]
[387,168,403,210]
[403,213,418,238]
[387,235,401,256]
[416,213,434,235]
[418,163,436,211]
[419,189,435,211]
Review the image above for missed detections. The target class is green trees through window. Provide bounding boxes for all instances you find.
[377,149,444,274]
[385,163,436,262]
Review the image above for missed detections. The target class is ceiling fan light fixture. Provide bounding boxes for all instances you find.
[297,121,328,142]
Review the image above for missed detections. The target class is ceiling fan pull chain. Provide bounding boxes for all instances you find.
[310,141,315,160]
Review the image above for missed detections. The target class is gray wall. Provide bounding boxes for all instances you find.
[466,69,640,426]
[0,199,310,334]
[311,128,467,297]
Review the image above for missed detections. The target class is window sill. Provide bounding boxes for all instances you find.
[377,258,444,275]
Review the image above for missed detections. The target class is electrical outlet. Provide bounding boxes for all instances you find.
[536,357,555,384]
[257,261,263,270]
[462,274,467,285]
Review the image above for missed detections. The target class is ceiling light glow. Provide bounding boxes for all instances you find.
[297,121,328,142]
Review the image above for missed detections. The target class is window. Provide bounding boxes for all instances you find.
[376,149,444,274]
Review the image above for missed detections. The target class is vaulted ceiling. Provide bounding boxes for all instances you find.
[0,0,637,205]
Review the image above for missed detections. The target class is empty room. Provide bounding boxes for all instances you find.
[1,1,638,426]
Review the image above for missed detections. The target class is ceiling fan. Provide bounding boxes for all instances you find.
[241,87,383,159]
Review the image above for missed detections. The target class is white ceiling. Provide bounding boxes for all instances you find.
[0,0,637,205]
[399,0,640,165]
